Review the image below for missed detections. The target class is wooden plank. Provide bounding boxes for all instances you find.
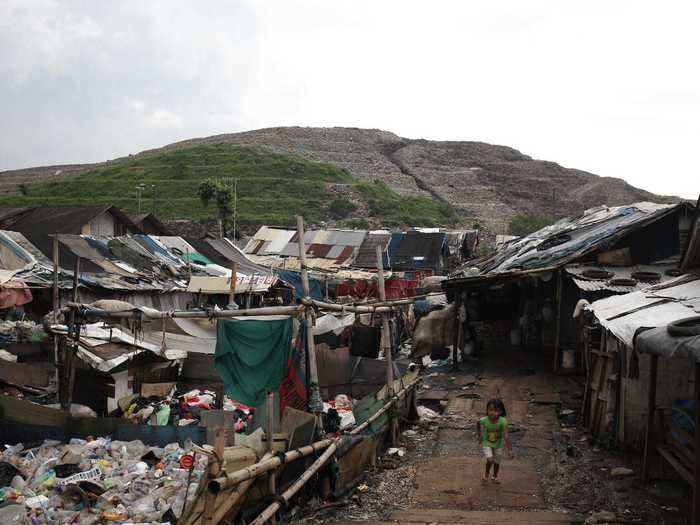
[657,444,694,485]
[141,382,176,397]
[0,395,67,426]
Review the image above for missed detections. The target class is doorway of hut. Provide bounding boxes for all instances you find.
[455,273,564,371]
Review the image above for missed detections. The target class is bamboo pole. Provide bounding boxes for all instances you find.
[65,303,303,320]
[375,244,397,446]
[296,216,322,416]
[52,234,60,391]
[250,441,338,525]
[311,299,393,314]
[208,439,335,493]
[203,428,225,525]
[248,377,420,524]
[266,390,277,524]
[61,293,428,322]
[208,377,422,494]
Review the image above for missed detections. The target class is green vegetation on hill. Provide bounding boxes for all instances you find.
[0,144,456,231]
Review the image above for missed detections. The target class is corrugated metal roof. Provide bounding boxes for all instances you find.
[354,232,391,268]
[244,227,296,255]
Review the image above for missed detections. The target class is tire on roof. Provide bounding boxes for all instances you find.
[667,316,700,338]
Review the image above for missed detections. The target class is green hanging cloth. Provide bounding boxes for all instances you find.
[215,317,293,407]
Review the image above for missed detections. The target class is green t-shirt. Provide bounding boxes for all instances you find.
[479,416,507,448]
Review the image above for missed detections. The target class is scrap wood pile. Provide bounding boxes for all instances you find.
[0,436,208,524]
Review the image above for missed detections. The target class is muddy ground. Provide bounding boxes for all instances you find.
[294,349,689,524]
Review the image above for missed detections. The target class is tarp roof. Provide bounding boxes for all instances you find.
[457,202,682,278]
[635,325,700,362]
[390,231,448,270]
[586,274,700,348]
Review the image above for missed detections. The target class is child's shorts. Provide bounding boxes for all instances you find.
[483,446,503,463]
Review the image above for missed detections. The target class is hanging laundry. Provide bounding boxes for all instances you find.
[215,317,292,406]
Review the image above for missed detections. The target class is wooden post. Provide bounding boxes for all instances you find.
[693,362,700,524]
[553,269,563,373]
[52,234,60,390]
[642,354,658,484]
[451,292,462,370]
[376,244,397,445]
[228,262,238,308]
[65,257,80,411]
[296,216,322,418]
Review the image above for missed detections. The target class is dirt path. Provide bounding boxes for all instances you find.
[315,349,688,525]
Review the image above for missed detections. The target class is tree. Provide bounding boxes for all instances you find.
[508,212,556,237]
[328,198,357,219]
[198,178,233,238]
[18,183,29,196]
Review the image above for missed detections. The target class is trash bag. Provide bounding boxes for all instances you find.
[0,462,22,487]
[323,408,342,434]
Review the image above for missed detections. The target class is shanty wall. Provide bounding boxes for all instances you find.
[619,344,695,449]
[590,332,695,450]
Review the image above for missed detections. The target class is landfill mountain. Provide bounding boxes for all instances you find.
[0,127,677,234]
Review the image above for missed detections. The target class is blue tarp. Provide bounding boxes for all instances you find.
[275,268,324,301]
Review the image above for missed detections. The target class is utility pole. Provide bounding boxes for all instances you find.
[551,188,556,216]
[151,184,156,215]
[136,183,145,214]
[232,178,238,242]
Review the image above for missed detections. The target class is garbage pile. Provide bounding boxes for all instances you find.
[322,394,356,433]
[0,436,208,524]
[115,388,255,433]
[0,320,46,346]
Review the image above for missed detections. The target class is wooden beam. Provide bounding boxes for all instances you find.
[228,261,237,308]
[52,233,60,389]
[642,354,658,484]
[553,269,563,372]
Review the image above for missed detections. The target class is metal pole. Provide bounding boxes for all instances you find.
[52,234,60,393]
[376,244,397,445]
[296,216,322,418]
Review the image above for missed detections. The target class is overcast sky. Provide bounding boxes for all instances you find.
[1,1,697,198]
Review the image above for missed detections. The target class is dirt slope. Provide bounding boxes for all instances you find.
[0,127,678,232]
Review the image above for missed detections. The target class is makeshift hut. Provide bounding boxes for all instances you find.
[443,202,697,371]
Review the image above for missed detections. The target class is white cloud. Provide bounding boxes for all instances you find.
[0,0,697,199]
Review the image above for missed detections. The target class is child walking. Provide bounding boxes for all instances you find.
[477,398,513,483]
